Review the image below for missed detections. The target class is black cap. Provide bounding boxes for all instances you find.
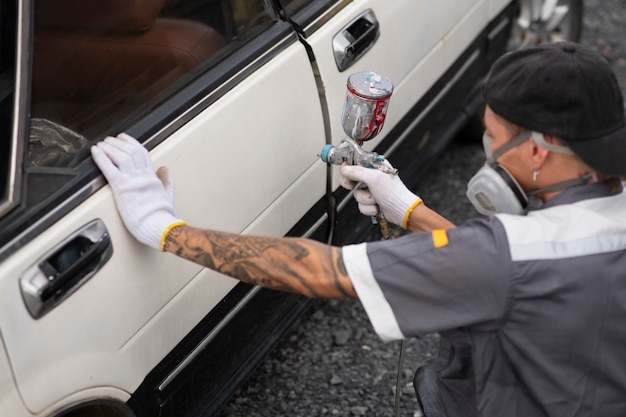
[484,42,626,176]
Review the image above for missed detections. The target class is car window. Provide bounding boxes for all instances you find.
[28,0,274,168]
[0,0,284,251]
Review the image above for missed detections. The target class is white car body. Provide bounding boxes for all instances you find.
[0,0,519,416]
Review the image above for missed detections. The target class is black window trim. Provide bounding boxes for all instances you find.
[0,0,30,220]
[287,0,350,38]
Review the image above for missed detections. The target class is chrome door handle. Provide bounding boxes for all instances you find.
[332,9,380,72]
[20,219,113,318]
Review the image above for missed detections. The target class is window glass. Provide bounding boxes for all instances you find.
[27,0,274,168]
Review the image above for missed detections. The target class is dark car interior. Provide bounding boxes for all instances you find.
[31,0,228,141]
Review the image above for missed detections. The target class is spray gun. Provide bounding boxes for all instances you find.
[319,71,396,239]
[319,137,397,174]
[320,72,407,416]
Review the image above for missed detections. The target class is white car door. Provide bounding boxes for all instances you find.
[0,0,326,415]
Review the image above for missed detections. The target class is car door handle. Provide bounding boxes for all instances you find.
[20,219,113,319]
[333,9,380,72]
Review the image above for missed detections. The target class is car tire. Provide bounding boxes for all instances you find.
[508,0,584,50]
[456,0,584,143]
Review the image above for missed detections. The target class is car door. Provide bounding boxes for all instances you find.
[281,0,501,187]
[0,0,326,415]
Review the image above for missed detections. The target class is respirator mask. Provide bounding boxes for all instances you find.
[466,130,584,216]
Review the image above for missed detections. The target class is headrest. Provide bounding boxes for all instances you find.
[35,0,166,33]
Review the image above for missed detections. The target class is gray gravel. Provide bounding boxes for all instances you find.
[221,2,626,416]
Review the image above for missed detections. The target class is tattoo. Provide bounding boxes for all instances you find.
[164,226,355,298]
[329,245,351,298]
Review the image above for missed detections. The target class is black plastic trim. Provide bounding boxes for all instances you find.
[129,283,312,417]
[286,0,348,36]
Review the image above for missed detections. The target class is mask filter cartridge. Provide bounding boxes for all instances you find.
[466,164,528,216]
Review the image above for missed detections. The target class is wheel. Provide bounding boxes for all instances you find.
[509,0,584,50]
[455,0,584,143]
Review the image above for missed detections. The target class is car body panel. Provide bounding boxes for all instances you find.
[0,337,25,414]
[0,38,325,415]
[0,0,522,416]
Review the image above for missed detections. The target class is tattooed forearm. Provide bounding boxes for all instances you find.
[163,225,356,298]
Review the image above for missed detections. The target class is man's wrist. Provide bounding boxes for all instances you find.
[159,220,188,251]
[405,202,456,232]
[402,197,424,230]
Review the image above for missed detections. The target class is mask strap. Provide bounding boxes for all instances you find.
[489,131,531,162]
[530,131,575,155]
[528,173,593,196]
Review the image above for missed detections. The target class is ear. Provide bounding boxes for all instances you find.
[529,133,552,167]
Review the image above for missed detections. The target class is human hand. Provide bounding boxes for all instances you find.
[340,162,422,229]
[90,133,186,250]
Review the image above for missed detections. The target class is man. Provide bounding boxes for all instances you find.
[91,42,626,416]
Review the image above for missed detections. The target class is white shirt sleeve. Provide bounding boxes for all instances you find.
[342,243,405,341]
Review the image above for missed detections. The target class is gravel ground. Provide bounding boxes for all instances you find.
[221,2,626,416]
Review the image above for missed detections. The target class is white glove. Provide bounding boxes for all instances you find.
[90,133,186,250]
[340,163,422,229]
